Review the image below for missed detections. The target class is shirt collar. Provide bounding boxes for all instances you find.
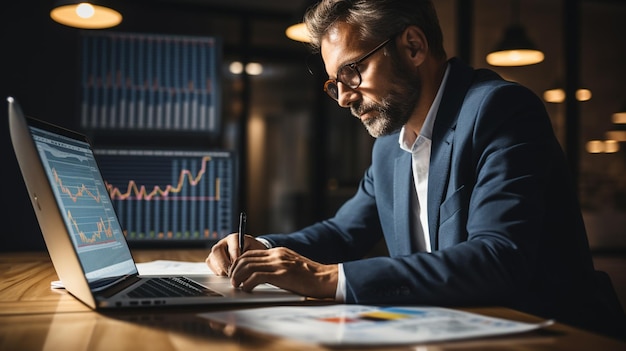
[399,63,451,151]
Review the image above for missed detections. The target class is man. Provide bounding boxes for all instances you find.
[207,0,625,339]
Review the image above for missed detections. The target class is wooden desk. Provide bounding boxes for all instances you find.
[1,250,624,351]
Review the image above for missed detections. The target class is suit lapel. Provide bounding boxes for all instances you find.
[428,58,475,251]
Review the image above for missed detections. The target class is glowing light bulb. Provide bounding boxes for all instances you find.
[575,89,592,102]
[76,3,95,19]
[543,88,566,103]
[604,140,619,153]
[613,112,626,124]
[245,63,263,76]
[586,140,604,153]
[229,62,243,74]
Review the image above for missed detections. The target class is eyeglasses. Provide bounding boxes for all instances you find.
[323,38,392,101]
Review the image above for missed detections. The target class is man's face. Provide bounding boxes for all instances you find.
[321,23,421,138]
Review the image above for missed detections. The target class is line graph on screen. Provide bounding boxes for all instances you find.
[39,143,123,248]
[94,149,236,242]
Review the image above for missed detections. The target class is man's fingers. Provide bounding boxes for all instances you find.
[229,250,293,291]
[206,253,227,276]
[239,271,273,292]
[226,239,240,263]
[206,235,238,276]
[227,247,337,298]
[207,234,270,279]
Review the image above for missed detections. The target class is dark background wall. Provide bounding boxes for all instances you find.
[2,1,77,250]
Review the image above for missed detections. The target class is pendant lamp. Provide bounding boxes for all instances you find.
[286,22,311,43]
[50,0,122,29]
[612,103,626,124]
[543,82,592,103]
[285,0,316,43]
[486,0,544,66]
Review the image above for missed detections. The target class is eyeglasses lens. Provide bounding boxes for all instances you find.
[324,66,361,100]
[340,66,361,88]
[324,81,339,100]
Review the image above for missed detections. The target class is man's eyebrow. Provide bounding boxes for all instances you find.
[330,55,359,79]
[338,54,360,68]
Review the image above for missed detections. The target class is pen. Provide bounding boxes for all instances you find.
[238,212,246,255]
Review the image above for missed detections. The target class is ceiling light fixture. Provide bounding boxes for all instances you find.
[486,0,544,66]
[586,140,619,154]
[612,104,626,124]
[543,88,567,104]
[543,88,592,103]
[286,22,311,43]
[50,1,122,29]
[229,61,264,76]
[543,81,592,103]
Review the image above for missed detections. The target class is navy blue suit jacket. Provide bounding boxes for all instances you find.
[262,58,624,338]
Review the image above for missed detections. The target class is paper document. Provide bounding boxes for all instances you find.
[135,260,214,276]
[198,304,553,346]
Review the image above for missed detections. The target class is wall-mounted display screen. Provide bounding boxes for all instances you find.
[79,31,222,135]
[94,148,237,245]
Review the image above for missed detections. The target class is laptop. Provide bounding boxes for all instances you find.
[7,96,305,309]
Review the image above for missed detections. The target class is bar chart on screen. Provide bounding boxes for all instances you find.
[79,31,221,134]
[94,149,237,242]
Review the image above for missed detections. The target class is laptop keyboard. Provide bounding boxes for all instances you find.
[128,277,223,298]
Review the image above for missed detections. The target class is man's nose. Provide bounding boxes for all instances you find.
[336,82,359,108]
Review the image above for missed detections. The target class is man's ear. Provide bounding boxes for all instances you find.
[399,25,428,66]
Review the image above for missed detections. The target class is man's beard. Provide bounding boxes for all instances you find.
[350,70,421,138]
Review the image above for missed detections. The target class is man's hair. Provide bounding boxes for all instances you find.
[304,0,446,60]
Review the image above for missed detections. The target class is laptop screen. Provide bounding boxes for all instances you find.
[29,124,138,283]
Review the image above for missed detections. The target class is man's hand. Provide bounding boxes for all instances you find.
[205,233,266,276]
[229,247,338,299]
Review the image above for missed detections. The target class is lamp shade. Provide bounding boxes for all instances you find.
[286,22,311,43]
[613,112,626,124]
[50,0,122,29]
[486,25,544,66]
